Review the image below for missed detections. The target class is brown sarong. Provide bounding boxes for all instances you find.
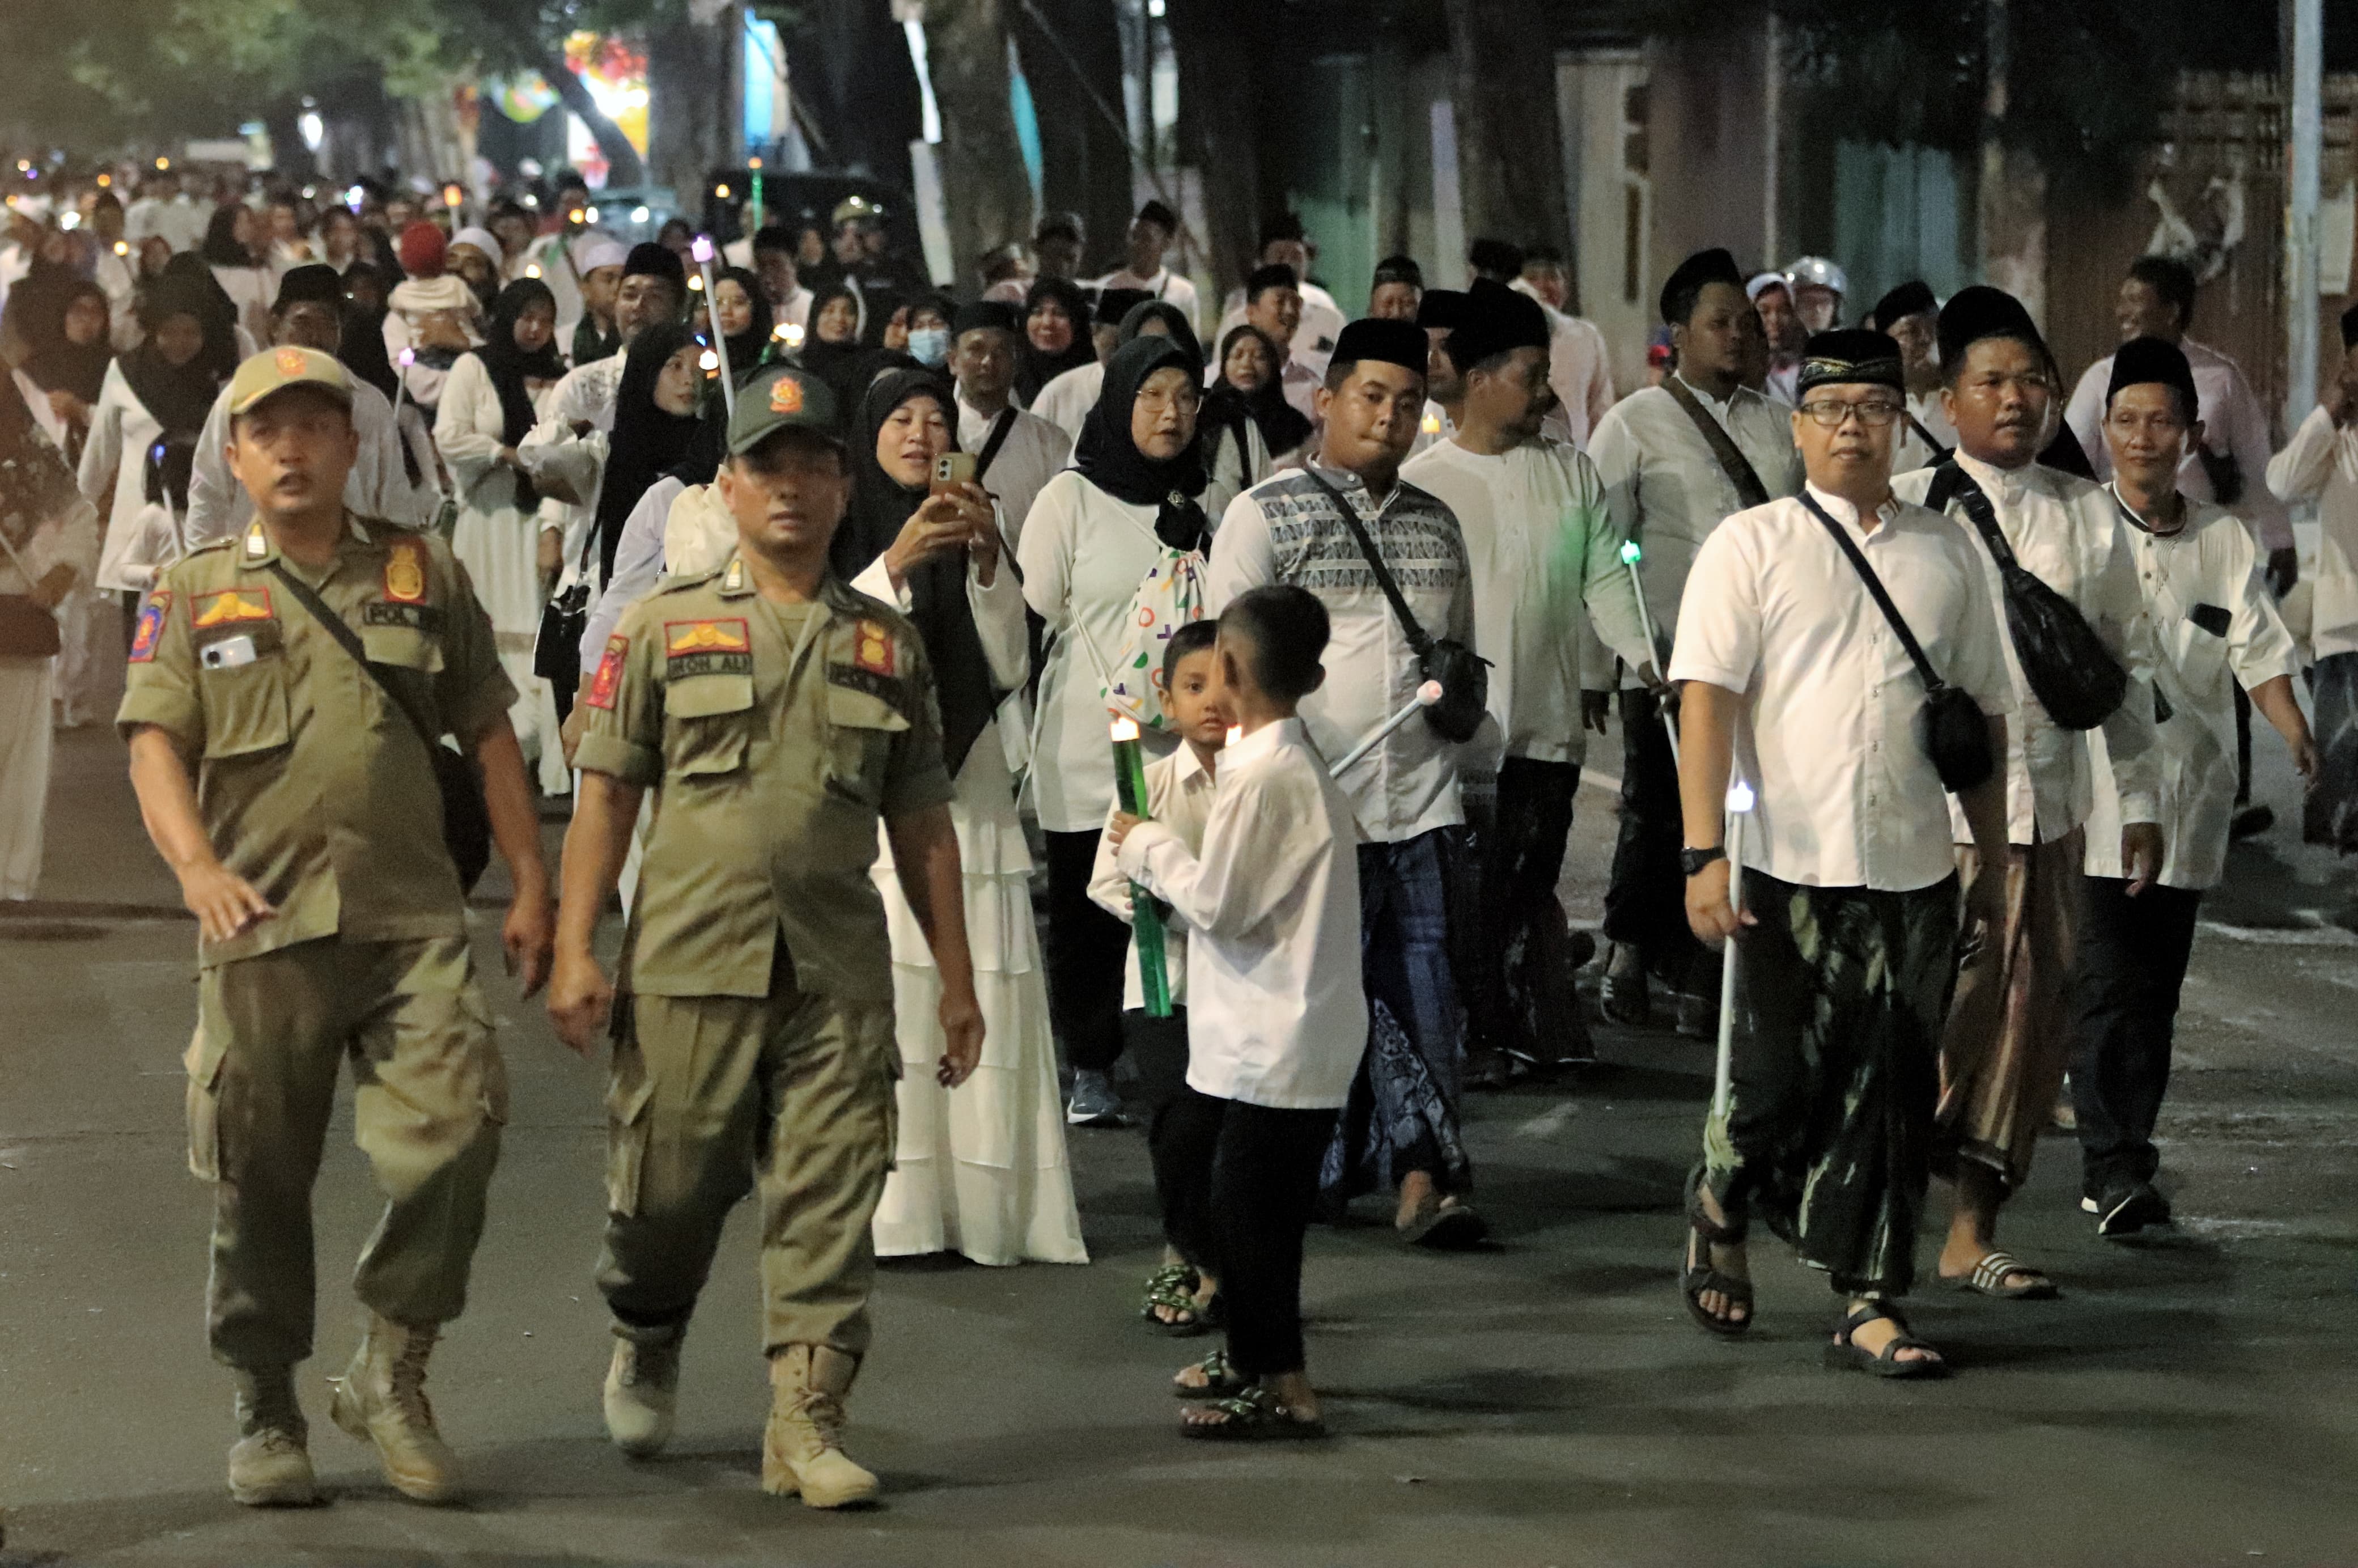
[1937,828,2085,1190]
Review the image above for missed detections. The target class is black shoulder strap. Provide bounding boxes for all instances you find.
[973,408,1016,483]
[1296,465,1436,658]
[1927,460,2022,569]
[1663,376,1771,510]
[265,558,450,750]
[1795,489,1949,696]
[1905,410,1953,465]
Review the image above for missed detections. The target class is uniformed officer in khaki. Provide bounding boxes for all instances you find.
[119,347,555,1508]
[548,363,983,1507]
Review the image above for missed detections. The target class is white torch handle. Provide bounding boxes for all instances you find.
[1333,680,1444,774]
[1710,800,1746,1122]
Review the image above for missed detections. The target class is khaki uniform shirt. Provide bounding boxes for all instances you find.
[574,554,955,1003]
[117,514,516,968]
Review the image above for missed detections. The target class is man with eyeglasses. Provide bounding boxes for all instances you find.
[1589,248,1804,1037]
[2072,337,2313,1238]
[1670,328,2013,1374]
[1893,285,2163,1304]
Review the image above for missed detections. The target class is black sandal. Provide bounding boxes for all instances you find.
[1179,1383,1328,1442]
[1825,1302,1948,1379]
[1140,1263,1215,1336]
[1173,1347,1252,1400]
[1681,1167,1753,1337]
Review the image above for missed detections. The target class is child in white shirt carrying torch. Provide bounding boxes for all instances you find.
[1110,586,1365,1438]
[1089,619,1233,1336]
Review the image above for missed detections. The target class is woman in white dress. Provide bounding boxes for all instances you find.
[845,368,1087,1268]
[78,276,230,608]
[435,278,571,792]
[200,205,274,349]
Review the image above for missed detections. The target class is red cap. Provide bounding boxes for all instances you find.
[397,220,447,278]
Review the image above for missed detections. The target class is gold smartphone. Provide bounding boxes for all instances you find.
[930,451,977,494]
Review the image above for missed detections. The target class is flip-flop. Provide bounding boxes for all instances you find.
[1943,1249,2058,1300]
[1399,1200,1488,1250]
[1179,1384,1328,1441]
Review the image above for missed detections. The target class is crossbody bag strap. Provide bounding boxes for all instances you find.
[1296,466,1436,658]
[1795,489,1949,695]
[265,559,448,752]
[1905,411,1953,464]
[1935,463,2023,569]
[1663,376,1771,511]
[0,527,43,596]
[972,408,1017,482]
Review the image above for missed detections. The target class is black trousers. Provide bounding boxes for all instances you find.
[1125,1007,1222,1267]
[1461,758,1584,1065]
[1043,829,1130,1074]
[2068,876,2204,1196]
[1604,689,1700,982]
[1206,1096,1339,1378]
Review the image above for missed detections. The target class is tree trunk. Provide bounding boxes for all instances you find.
[1975,0,2047,324]
[542,57,646,188]
[796,0,921,189]
[264,101,317,185]
[922,0,1037,285]
[1011,0,1133,270]
[1167,0,1267,302]
[646,3,743,205]
[1443,0,1571,255]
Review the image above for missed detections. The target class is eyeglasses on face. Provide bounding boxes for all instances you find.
[1796,398,1905,428]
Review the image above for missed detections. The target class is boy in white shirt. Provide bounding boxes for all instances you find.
[1112,586,1365,1439]
[1089,621,1229,1333]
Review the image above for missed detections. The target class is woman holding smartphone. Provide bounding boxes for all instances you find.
[837,368,1088,1269]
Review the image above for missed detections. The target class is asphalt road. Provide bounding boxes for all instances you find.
[2,717,2354,1567]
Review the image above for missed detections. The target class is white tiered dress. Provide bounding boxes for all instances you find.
[855,543,1088,1267]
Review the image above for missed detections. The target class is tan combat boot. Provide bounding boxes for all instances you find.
[603,1323,684,1457]
[227,1366,316,1506]
[761,1344,879,1507]
[326,1312,463,1503]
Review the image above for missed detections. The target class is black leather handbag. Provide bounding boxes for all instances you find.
[1926,463,2128,731]
[1301,468,1490,744]
[1800,491,1995,794]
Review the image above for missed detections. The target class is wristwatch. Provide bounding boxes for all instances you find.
[1680,845,1727,878]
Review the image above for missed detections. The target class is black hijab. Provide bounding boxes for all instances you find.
[834,369,999,776]
[711,265,774,384]
[593,320,703,581]
[1015,277,1094,405]
[199,205,256,269]
[338,270,401,401]
[118,275,226,434]
[796,284,867,410]
[1118,298,1203,366]
[160,252,241,357]
[23,274,114,404]
[1074,334,1211,552]
[478,278,565,508]
[1206,323,1312,461]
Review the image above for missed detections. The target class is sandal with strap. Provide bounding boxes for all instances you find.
[1825,1302,1948,1379]
[1179,1383,1328,1442]
[1942,1249,2058,1300]
[1140,1263,1214,1336]
[1173,1347,1252,1400]
[1680,1167,1753,1337]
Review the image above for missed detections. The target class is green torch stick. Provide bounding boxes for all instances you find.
[1112,718,1174,1017]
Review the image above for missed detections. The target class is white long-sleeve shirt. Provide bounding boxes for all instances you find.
[1029,361,1103,440]
[1088,739,1217,1010]
[1587,376,1804,679]
[1205,463,1474,843]
[956,392,1070,553]
[184,375,430,545]
[2084,497,2300,889]
[1116,717,1366,1108]
[2267,404,2358,660]
[2065,338,2291,552]
[1894,452,2162,845]
[76,361,168,592]
[1401,435,1653,768]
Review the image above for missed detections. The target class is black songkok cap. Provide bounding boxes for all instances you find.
[1093,287,1154,325]
[1244,263,1299,300]
[1466,238,1525,280]
[1372,254,1424,291]
[1448,277,1551,371]
[1416,289,1470,331]
[1659,247,1745,325]
[1796,328,1906,395]
[2342,301,2358,351]
[2107,334,2200,422]
[1937,284,2046,375]
[624,241,686,291]
[1330,317,1430,377]
[952,300,1023,339]
[273,264,345,311]
[1871,279,1937,329]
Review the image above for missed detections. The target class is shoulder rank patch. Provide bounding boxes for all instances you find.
[853,618,897,677]
[383,539,428,604]
[128,591,170,663]
[585,635,627,710]
[192,587,274,629]
[828,662,909,714]
[664,617,752,677]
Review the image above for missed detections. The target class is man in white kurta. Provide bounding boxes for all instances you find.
[1090,200,1201,340]
[1585,249,1804,1032]
[2072,338,2314,1237]
[949,302,1071,552]
[1401,279,1653,1078]
[2265,310,2358,852]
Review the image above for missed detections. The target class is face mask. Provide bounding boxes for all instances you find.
[907,327,951,367]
